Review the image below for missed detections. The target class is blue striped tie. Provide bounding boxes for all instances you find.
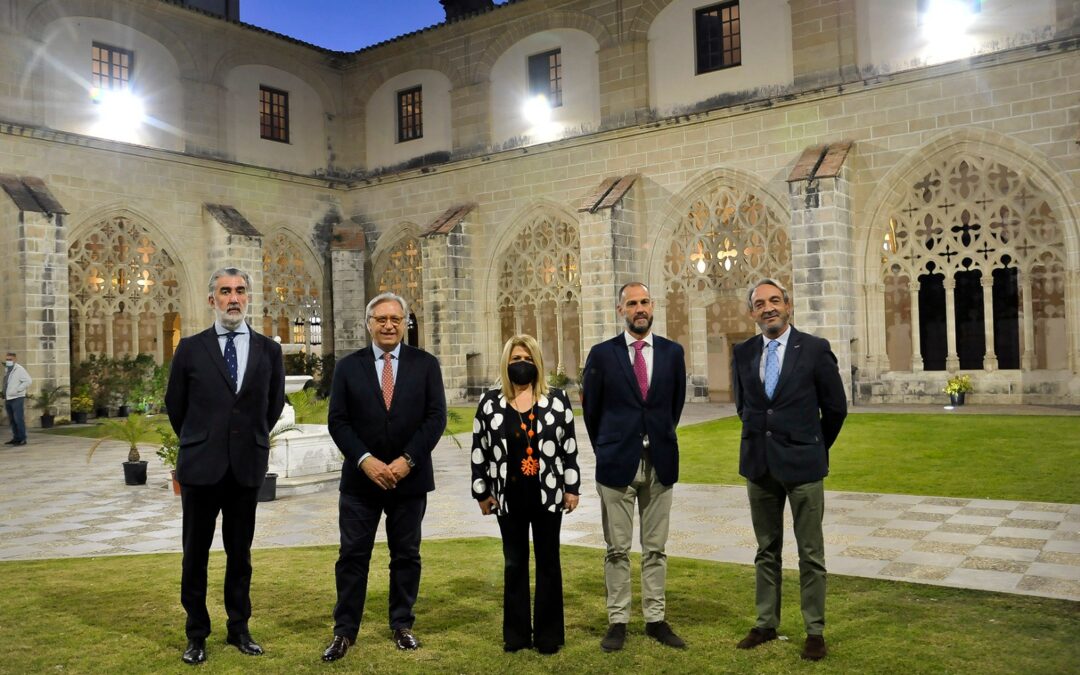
[222,332,239,390]
[764,340,780,399]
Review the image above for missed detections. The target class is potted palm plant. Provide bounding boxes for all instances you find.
[87,414,156,485]
[30,383,68,429]
[943,374,973,406]
[70,385,94,424]
[260,423,300,502]
[157,427,180,495]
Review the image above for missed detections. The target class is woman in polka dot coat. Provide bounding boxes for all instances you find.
[471,334,581,655]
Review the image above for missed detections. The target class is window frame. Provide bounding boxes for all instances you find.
[259,85,290,144]
[91,42,134,92]
[694,1,742,75]
[527,48,563,108]
[397,86,424,143]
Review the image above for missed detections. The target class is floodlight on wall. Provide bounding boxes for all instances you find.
[90,87,145,143]
[522,94,561,143]
[920,0,977,63]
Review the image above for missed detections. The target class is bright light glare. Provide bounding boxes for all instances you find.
[90,88,145,142]
[522,95,552,125]
[921,0,977,62]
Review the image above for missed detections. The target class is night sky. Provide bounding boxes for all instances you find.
[240,0,509,51]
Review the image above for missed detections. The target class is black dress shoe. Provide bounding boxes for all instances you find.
[736,627,778,649]
[12,440,26,446]
[393,627,419,650]
[600,623,626,652]
[645,620,686,649]
[4,439,17,445]
[226,632,263,656]
[802,634,827,661]
[182,638,206,665]
[321,635,352,662]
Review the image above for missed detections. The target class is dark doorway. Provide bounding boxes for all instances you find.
[918,273,946,371]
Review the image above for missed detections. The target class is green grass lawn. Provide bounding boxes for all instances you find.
[680,414,1080,503]
[1,539,1076,674]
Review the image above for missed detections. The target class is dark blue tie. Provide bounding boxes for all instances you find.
[222,331,239,388]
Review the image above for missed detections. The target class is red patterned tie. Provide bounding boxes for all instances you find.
[632,340,649,400]
[381,352,394,409]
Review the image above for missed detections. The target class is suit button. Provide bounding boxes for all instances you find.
[767,409,773,415]
[766,431,772,437]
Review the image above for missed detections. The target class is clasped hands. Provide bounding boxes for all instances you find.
[360,455,410,490]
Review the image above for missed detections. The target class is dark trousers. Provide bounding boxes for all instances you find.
[333,491,426,640]
[5,397,26,442]
[180,469,260,639]
[496,490,564,651]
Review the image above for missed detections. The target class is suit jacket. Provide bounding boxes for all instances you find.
[165,325,286,488]
[328,343,447,499]
[470,387,581,514]
[582,334,686,487]
[732,326,847,484]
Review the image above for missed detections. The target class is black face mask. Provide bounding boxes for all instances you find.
[507,361,538,386]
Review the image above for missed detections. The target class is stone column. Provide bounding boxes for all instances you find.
[909,285,923,372]
[981,275,998,371]
[0,205,71,423]
[944,278,959,371]
[578,196,641,361]
[330,222,368,358]
[421,219,475,403]
[1020,271,1035,370]
[787,170,856,400]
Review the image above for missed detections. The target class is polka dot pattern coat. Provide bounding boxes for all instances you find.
[470,387,581,514]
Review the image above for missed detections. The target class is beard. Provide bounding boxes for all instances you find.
[215,305,246,331]
[625,313,653,336]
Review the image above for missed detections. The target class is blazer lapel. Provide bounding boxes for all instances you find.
[237,327,264,396]
[747,338,767,400]
[773,328,803,400]
[613,335,646,404]
[198,327,235,393]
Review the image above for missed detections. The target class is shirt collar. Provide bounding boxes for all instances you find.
[761,325,792,349]
[373,342,403,360]
[215,320,249,336]
[623,331,654,348]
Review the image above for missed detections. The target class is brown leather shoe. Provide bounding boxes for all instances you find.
[393,628,419,650]
[736,627,778,649]
[802,635,827,661]
[321,635,352,662]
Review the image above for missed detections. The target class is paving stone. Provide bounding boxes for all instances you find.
[896,510,951,522]
[879,562,952,580]
[911,540,976,555]
[991,527,1054,540]
[969,545,1040,562]
[960,557,1031,574]
[840,546,902,560]
[958,507,1012,517]
[1001,518,1059,530]
[947,515,1005,527]
[937,523,995,535]
[981,536,1046,549]
[1016,576,1080,596]
[943,567,1023,593]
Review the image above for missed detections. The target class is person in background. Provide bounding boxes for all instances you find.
[3,352,31,446]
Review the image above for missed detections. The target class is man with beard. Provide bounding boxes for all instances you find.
[582,282,687,653]
[165,267,285,665]
[731,279,846,662]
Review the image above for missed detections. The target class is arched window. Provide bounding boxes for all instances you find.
[663,184,790,398]
[262,232,320,344]
[68,216,182,364]
[497,212,581,377]
[375,236,424,347]
[881,155,1066,371]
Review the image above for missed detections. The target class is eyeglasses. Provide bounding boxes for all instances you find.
[369,315,404,326]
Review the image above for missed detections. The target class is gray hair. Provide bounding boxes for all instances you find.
[747,278,790,310]
[207,267,253,296]
[365,292,409,319]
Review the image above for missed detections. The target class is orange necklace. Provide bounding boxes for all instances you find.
[514,398,539,477]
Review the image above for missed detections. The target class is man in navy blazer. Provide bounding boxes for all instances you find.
[731,279,847,662]
[165,267,285,665]
[582,282,687,653]
[321,292,446,662]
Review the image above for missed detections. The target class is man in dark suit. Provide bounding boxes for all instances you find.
[731,279,847,662]
[165,267,285,666]
[582,282,687,653]
[321,292,446,662]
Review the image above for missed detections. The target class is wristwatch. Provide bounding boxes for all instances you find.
[402,453,415,469]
